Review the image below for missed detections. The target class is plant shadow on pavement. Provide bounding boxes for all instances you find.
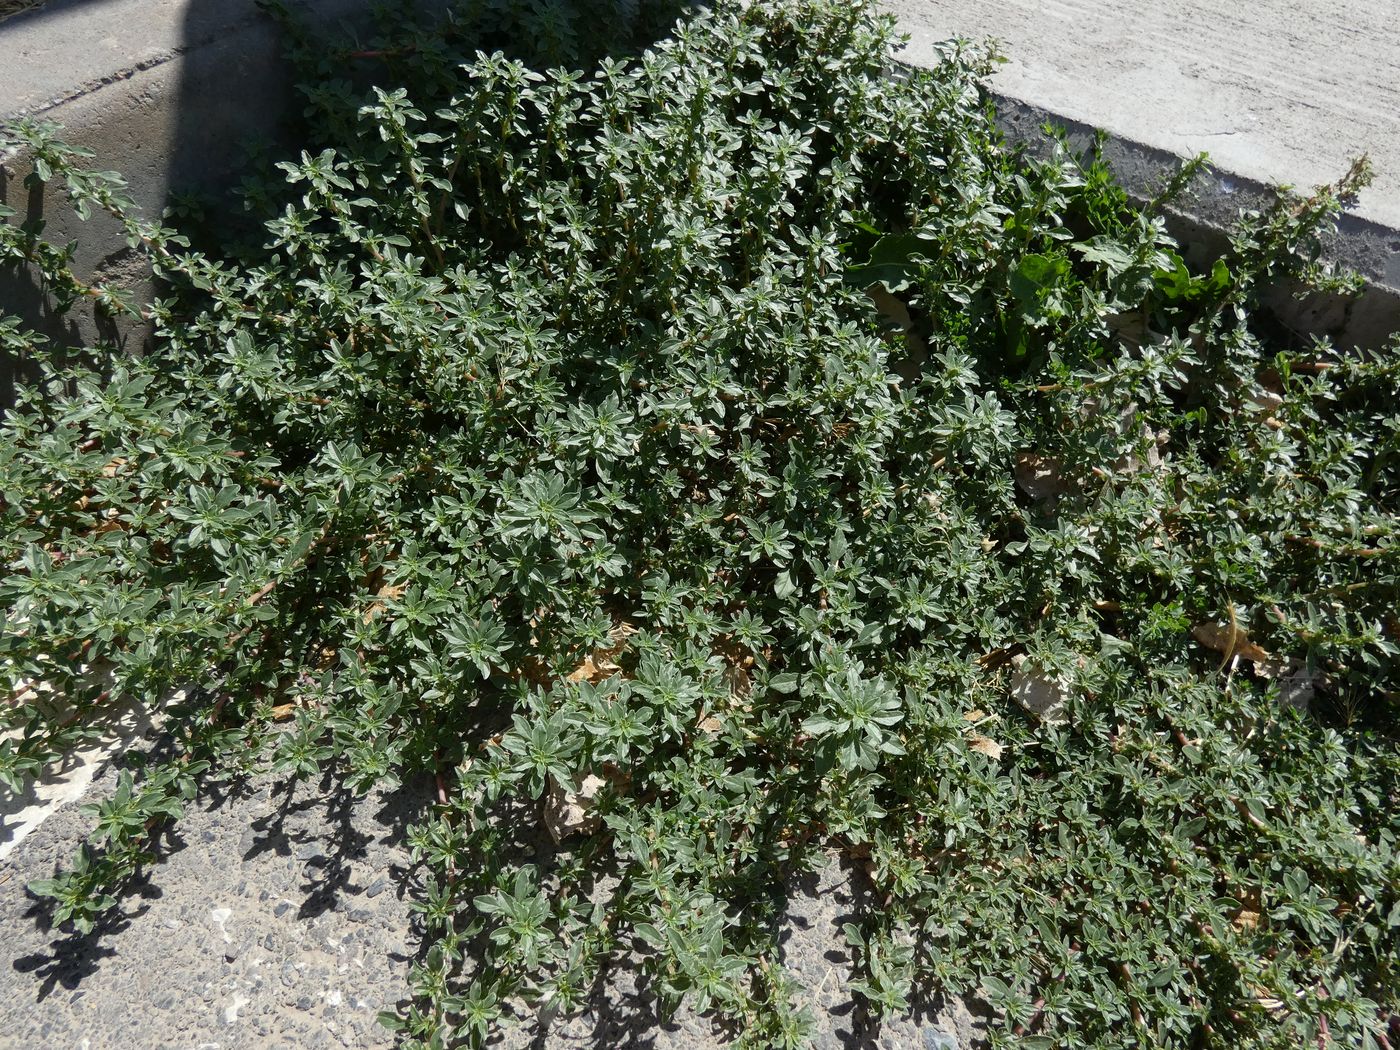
[8,749,433,1000]
[10,888,150,1001]
[233,767,432,921]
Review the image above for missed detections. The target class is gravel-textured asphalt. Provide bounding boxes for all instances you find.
[0,751,988,1050]
[1,764,425,1050]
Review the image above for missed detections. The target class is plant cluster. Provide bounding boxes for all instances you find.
[1,0,1397,1047]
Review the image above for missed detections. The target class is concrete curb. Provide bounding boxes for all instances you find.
[1,1,1394,374]
[983,91,1400,351]
[890,1,1400,351]
[889,0,1400,233]
[0,0,385,402]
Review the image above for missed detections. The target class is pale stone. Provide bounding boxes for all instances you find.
[1008,655,1070,725]
[543,774,608,844]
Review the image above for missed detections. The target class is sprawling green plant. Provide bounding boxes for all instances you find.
[2,0,1397,1046]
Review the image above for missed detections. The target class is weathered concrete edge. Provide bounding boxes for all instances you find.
[890,48,1400,351]
[2,8,272,124]
[0,0,373,123]
[0,0,392,399]
[986,91,1400,289]
[1,0,1397,353]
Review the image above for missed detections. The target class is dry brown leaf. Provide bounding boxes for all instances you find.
[566,622,635,684]
[1192,621,1272,664]
[962,709,987,722]
[567,653,620,684]
[1232,888,1264,932]
[724,661,752,701]
[1232,907,1262,932]
[977,647,1012,670]
[361,581,406,624]
[967,734,1003,761]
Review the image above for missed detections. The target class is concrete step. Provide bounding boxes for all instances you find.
[891,0,1400,236]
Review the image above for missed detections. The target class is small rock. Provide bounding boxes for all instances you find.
[210,906,234,943]
[223,992,250,1024]
[364,877,389,899]
[273,901,293,919]
[1014,452,1070,501]
[543,773,608,844]
[1009,655,1070,725]
[1255,656,1317,712]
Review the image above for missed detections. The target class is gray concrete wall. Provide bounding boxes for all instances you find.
[892,0,1400,235]
[892,0,1400,349]
[2,0,1398,403]
[0,0,377,401]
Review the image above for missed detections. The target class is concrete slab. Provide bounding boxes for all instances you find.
[0,696,163,862]
[0,765,426,1049]
[889,0,1400,233]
